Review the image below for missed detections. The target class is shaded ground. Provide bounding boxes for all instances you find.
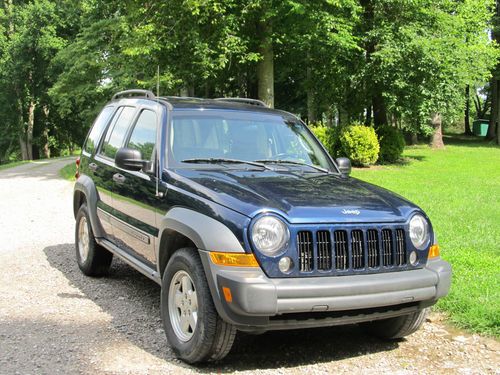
[0,159,498,374]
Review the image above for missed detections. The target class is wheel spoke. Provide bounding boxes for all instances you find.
[174,290,183,308]
[181,275,191,293]
[180,314,190,332]
[188,313,197,331]
[189,290,198,310]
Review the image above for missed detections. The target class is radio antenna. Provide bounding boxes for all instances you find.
[155,65,163,198]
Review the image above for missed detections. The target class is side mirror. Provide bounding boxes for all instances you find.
[336,157,351,178]
[115,147,149,171]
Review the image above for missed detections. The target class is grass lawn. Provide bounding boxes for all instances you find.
[352,135,499,337]
[59,161,77,181]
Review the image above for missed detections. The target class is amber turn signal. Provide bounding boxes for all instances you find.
[209,252,259,267]
[222,287,233,302]
[428,244,440,258]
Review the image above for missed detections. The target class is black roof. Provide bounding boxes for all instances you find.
[110,90,293,118]
[158,96,276,112]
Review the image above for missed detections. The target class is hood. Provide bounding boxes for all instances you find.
[167,168,420,224]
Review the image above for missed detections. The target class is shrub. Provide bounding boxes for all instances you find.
[376,126,405,163]
[309,123,339,158]
[339,124,379,166]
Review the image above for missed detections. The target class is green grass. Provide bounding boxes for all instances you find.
[352,136,500,337]
[0,160,31,171]
[59,162,76,181]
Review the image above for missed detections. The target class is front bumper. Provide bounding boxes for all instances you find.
[199,251,451,330]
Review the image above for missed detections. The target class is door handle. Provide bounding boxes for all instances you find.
[88,162,98,172]
[113,173,126,184]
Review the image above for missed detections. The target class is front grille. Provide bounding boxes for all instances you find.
[296,227,407,274]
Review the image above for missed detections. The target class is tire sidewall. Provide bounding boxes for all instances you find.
[161,249,215,363]
[75,204,95,272]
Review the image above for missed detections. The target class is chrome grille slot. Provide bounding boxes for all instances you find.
[395,229,406,266]
[334,230,348,270]
[382,229,393,266]
[297,231,313,272]
[316,230,332,270]
[351,230,364,269]
[367,229,379,268]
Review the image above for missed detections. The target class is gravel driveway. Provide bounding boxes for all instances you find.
[0,159,498,375]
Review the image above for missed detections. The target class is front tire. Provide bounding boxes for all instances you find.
[75,203,113,276]
[161,248,236,363]
[361,308,428,340]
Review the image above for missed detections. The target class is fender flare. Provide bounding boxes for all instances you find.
[156,207,245,259]
[74,175,105,238]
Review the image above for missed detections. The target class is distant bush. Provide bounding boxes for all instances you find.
[339,124,379,166]
[376,126,405,163]
[309,123,339,158]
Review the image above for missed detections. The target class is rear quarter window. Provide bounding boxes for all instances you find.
[83,106,115,154]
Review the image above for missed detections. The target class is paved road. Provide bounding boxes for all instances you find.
[0,159,498,375]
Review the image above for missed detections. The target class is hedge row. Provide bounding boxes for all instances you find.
[310,123,405,166]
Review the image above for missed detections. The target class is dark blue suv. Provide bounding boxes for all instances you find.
[73,89,451,363]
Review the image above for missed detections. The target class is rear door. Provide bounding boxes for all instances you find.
[94,106,138,242]
[81,105,117,240]
[110,106,159,267]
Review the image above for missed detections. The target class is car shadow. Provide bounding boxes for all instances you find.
[44,243,400,372]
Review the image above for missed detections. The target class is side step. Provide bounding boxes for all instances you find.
[97,238,161,285]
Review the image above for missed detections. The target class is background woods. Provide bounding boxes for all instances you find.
[0,0,498,163]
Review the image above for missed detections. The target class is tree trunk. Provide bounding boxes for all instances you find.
[306,70,316,123]
[430,113,445,149]
[338,107,349,127]
[487,79,498,139]
[42,105,50,159]
[18,134,28,160]
[464,85,473,135]
[180,84,194,97]
[257,20,274,108]
[372,91,387,127]
[26,99,35,160]
[365,105,372,125]
[410,133,418,145]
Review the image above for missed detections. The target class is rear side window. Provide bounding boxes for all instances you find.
[84,106,114,154]
[127,110,157,161]
[100,106,136,159]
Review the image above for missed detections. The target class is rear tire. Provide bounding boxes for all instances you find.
[161,248,236,363]
[75,203,113,276]
[361,308,428,340]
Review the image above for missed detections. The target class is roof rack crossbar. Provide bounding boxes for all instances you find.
[214,97,268,108]
[112,89,155,100]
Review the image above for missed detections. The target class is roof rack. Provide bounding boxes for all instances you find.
[214,97,268,108]
[112,89,155,100]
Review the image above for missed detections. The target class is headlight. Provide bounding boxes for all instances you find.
[409,214,430,250]
[251,216,289,256]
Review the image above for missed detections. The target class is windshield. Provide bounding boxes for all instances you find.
[169,110,335,172]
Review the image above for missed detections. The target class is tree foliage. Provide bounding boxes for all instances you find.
[0,0,497,162]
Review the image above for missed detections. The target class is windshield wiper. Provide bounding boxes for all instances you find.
[181,158,272,170]
[254,159,330,173]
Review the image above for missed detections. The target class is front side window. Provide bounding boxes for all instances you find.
[127,110,157,161]
[100,106,136,159]
[84,106,115,154]
[169,110,334,171]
